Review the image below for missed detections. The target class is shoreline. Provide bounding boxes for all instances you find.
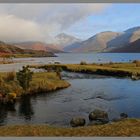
[29,61,140,80]
[0,72,70,105]
[0,62,140,136]
[0,119,139,136]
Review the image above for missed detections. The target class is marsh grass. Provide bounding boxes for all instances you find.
[28,72,70,94]
[3,71,16,82]
[0,71,70,102]
[33,62,140,78]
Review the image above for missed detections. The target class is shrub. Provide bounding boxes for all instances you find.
[16,66,33,93]
[132,60,140,67]
[109,61,113,65]
[80,61,87,65]
[55,67,62,80]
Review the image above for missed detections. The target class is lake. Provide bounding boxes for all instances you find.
[0,72,140,126]
[0,53,140,127]
[1,53,140,72]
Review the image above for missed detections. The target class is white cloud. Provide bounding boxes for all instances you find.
[0,14,48,42]
[0,4,111,43]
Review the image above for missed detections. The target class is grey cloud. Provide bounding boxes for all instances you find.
[0,4,111,43]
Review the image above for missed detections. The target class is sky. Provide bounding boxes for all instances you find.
[0,3,140,43]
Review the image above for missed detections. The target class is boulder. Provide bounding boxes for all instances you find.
[70,117,86,127]
[89,109,109,122]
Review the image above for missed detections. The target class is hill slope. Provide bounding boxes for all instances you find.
[107,26,140,49]
[64,31,121,52]
[0,41,55,57]
[13,41,62,53]
[110,39,140,53]
[55,33,81,49]
[0,41,24,54]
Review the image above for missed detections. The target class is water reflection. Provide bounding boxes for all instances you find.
[18,95,34,120]
[0,104,16,125]
[0,73,140,126]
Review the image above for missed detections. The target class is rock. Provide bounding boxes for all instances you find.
[120,113,128,119]
[131,73,140,80]
[70,117,86,127]
[131,75,139,80]
[89,109,109,122]
[96,96,103,99]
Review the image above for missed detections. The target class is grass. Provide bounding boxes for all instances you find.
[31,62,140,78]
[0,119,139,136]
[28,72,70,94]
[0,71,70,103]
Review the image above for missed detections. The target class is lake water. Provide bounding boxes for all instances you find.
[0,72,140,127]
[0,53,140,127]
[0,53,140,72]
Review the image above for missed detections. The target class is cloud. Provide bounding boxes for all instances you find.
[0,14,48,42]
[0,4,111,43]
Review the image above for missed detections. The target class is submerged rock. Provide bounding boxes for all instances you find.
[112,113,128,122]
[70,117,86,127]
[131,73,140,80]
[120,113,128,119]
[89,109,109,122]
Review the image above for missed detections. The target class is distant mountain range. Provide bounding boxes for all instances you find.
[0,41,55,57]
[63,26,140,53]
[64,31,121,52]
[13,41,62,53]
[1,26,140,55]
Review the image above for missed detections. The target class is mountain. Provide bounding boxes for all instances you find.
[109,39,140,53]
[107,26,140,49]
[64,31,121,52]
[0,41,55,57]
[55,33,81,49]
[13,41,62,53]
[0,41,24,54]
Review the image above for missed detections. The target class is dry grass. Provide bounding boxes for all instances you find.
[28,72,70,94]
[0,119,139,136]
[0,71,70,99]
[33,62,140,78]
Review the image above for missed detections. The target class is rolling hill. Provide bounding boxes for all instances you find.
[0,41,55,57]
[64,31,121,52]
[13,41,62,53]
[107,27,140,49]
[110,39,140,53]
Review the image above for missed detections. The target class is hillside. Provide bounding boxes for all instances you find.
[107,26,140,49]
[0,41,24,54]
[0,41,55,57]
[55,33,81,49]
[110,39,140,53]
[13,41,62,53]
[64,32,121,52]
